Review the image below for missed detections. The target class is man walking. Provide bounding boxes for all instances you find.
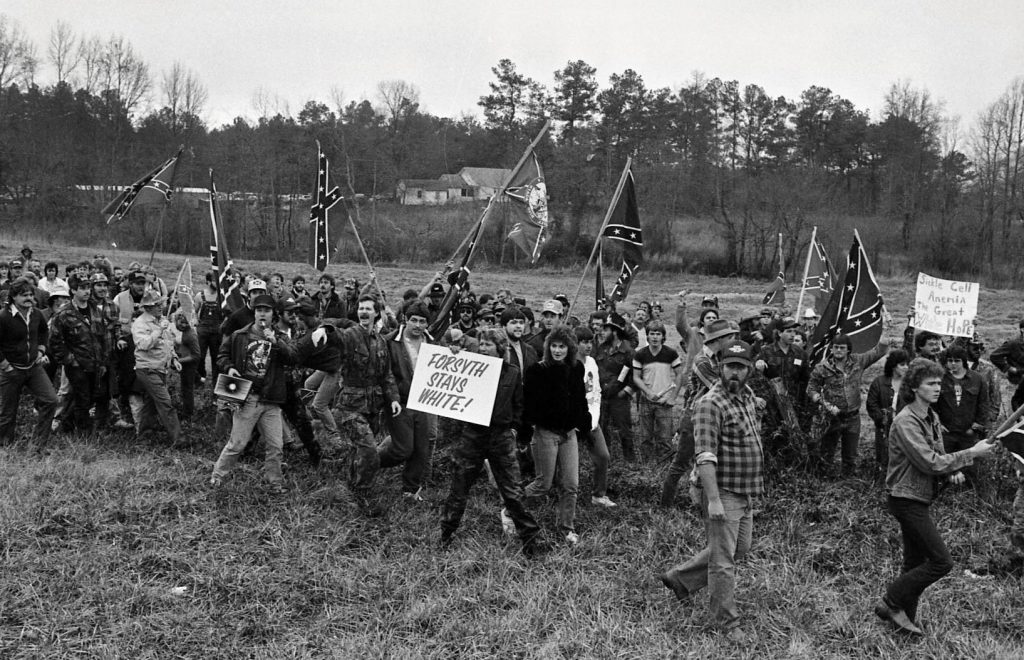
[0,278,58,450]
[659,340,763,643]
[378,299,438,502]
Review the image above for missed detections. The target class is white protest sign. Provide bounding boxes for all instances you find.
[406,343,503,425]
[912,272,978,338]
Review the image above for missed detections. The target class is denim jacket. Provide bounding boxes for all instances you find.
[886,404,975,504]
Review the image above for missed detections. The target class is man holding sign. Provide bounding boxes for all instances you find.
[378,300,438,503]
[439,328,548,558]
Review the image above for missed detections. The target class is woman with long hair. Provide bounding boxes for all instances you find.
[523,325,591,545]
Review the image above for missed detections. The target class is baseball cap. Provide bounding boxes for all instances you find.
[248,279,267,293]
[719,340,754,367]
[429,282,445,296]
[541,300,564,315]
[251,294,276,309]
[778,316,799,330]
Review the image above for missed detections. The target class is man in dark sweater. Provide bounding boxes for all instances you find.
[0,277,58,448]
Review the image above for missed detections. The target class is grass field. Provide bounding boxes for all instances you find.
[1,244,1023,658]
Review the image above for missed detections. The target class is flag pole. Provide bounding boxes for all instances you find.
[796,225,817,318]
[147,205,170,267]
[570,156,632,313]
[144,144,184,267]
[778,232,785,299]
[442,120,552,271]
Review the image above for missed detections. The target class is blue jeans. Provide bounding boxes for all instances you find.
[212,397,285,485]
[884,496,953,622]
[638,399,675,461]
[664,489,753,630]
[0,364,57,445]
[305,370,341,441]
[582,425,610,497]
[133,368,182,444]
[524,427,579,534]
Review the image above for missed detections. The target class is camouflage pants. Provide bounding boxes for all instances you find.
[335,387,386,492]
[440,426,540,542]
[337,408,381,492]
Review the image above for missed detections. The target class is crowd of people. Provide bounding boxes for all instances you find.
[1,244,1022,643]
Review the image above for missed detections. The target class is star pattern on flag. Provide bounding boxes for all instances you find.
[309,146,343,271]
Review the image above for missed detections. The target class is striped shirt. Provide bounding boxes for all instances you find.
[694,381,764,496]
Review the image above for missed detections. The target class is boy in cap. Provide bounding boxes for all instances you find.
[527,299,562,354]
[211,294,298,494]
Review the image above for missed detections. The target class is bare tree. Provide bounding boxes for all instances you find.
[251,86,290,119]
[78,35,104,94]
[162,61,208,128]
[101,35,151,114]
[0,14,38,89]
[376,79,419,128]
[48,20,80,84]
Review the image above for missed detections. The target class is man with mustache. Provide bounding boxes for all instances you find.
[659,340,764,644]
[314,294,400,516]
[0,277,57,450]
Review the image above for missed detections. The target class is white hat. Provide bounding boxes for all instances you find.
[802,308,818,319]
[248,279,267,293]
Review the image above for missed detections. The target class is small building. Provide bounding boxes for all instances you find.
[396,167,511,206]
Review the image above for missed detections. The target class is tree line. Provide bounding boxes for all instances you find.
[1,16,1023,282]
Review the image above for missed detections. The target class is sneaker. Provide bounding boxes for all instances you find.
[403,489,425,503]
[499,508,516,536]
[565,531,579,545]
[591,495,618,508]
[209,475,223,488]
[114,419,134,430]
[267,482,289,495]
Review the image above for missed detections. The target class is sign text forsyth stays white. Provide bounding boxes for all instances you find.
[406,344,503,425]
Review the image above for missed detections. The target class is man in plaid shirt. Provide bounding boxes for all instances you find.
[659,339,764,643]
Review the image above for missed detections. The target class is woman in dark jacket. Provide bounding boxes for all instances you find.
[866,350,909,477]
[523,325,591,545]
[876,358,995,636]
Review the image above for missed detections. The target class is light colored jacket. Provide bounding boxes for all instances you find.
[132,312,174,371]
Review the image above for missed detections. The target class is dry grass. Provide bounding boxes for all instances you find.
[1,243,1022,658]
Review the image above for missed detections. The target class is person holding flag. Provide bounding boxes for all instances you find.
[101,148,182,224]
[807,333,888,477]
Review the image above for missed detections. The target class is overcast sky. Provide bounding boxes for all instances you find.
[6,0,1023,130]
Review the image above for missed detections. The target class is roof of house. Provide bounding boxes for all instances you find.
[438,174,465,187]
[458,167,511,189]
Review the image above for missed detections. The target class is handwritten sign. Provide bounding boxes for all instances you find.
[406,344,503,425]
[912,272,978,338]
